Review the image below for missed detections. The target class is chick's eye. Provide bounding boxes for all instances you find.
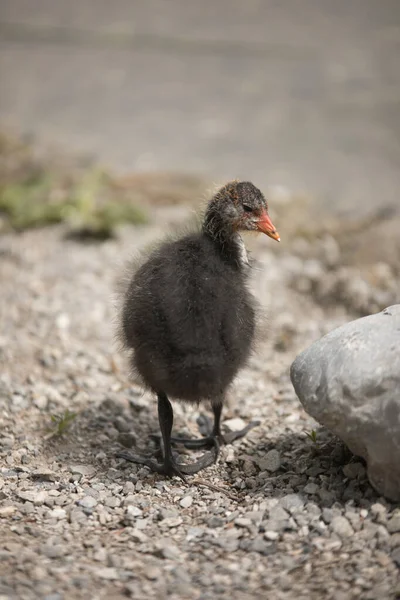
[242,204,253,213]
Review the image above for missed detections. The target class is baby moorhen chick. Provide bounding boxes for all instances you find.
[119,181,280,479]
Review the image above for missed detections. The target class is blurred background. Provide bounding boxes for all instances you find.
[1,0,400,220]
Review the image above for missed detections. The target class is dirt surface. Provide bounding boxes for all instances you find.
[1,186,399,599]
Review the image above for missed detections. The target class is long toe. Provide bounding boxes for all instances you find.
[175,439,220,475]
[118,437,219,478]
[170,435,215,449]
[117,451,188,482]
[117,450,154,464]
[221,420,261,445]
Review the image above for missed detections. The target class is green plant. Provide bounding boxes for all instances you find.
[0,134,148,237]
[47,409,77,437]
[304,429,318,444]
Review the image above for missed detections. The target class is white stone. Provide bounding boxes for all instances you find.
[291,305,400,501]
[223,417,247,431]
[126,505,143,518]
[50,508,67,520]
[180,496,193,509]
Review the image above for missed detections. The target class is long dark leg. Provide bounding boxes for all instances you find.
[157,401,260,449]
[157,391,174,466]
[117,392,219,479]
[212,402,223,437]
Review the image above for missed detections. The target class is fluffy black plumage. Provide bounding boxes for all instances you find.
[122,231,256,402]
[118,180,280,479]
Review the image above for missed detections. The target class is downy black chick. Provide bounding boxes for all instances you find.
[119,181,280,479]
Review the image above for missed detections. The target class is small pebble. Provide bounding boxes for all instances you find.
[79,496,98,510]
[126,505,143,519]
[280,494,305,512]
[343,462,366,479]
[303,482,319,495]
[96,567,119,580]
[69,465,96,477]
[49,508,67,520]
[117,432,137,448]
[179,496,193,509]
[330,516,354,538]
[258,449,281,473]
[0,506,17,517]
[387,514,400,534]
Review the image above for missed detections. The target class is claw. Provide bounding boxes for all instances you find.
[221,420,260,444]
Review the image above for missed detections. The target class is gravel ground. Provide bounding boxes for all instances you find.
[0,204,399,600]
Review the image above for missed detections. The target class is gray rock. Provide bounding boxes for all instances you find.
[114,416,131,433]
[104,496,119,508]
[145,566,162,580]
[0,506,17,517]
[279,494,305,512]
[179,496,193,509]
[135,518,149,530]
[234,517,252,529]
[160,517,183,528]
[342,462,366,480]
[269,506,290,521]
[216,536,240,552]
[207,516,224,528]
[322,508,334,524]
[250,538,276,555]
[69,508,87,524]
[34,394,48,410]
[93,548,108,562]
[30,469,57,482]
[186,527,205,540]
[258,449,281,473]
[117,432,137,448]
[159,508,179,520]
[303,482,319,495]
[245,511,265,524]
[49,508,67,520]
[370,503,387,520]
[69,465,96,478]
[42,544,66,559]
[261,519,289,532]
[264,530,279,541]
[390,533,400,549]
[123,494,138,506]
[155,539,181,560]
[330,516,354,538]
[96,567,119,580]
[392,547,400,567]
[291,305,400,501]
[387,514,400,534]
[317,489,336,506]
[126,505,143,519]
[17,490,47,505]
[78,496,98,510]
[129,529,148,543]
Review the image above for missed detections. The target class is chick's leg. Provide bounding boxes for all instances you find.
[118,392,218,479]
[163,400,259,449]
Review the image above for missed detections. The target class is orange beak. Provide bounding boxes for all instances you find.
[256,210,280,242]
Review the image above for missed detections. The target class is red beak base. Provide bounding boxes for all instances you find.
[256,210,280,241]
